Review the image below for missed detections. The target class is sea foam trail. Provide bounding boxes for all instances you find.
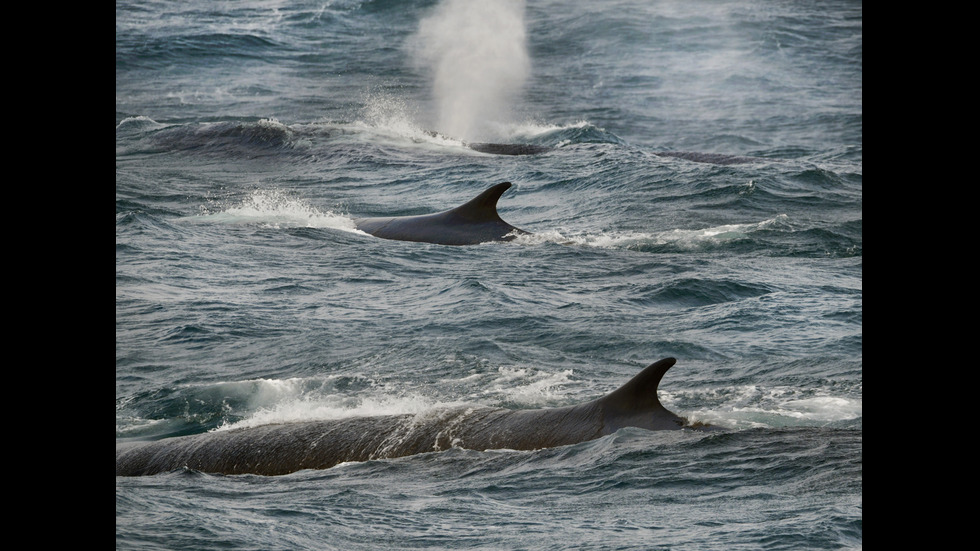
[511,216,788,249]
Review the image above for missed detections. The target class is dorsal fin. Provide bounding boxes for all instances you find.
[446,182,513,223]
[598,358,676,413]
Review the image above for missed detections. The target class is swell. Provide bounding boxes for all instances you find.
[142,120,309,158]
[116,31,285,70]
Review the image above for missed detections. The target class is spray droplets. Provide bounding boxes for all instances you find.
[407,0,530,142]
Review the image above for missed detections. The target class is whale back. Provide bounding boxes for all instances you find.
[116,358,692,476]
[353,182,528,245]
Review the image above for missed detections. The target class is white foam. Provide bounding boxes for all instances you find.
[677,384,862,429]
[779,396,863,422]
[210,375,459,432]
[511,215,787,249]
[216,394,441,432]
[116,115,166,131]
[188,189,360,233]
[480,366,575,406]
[207,362,582,433]
[353,93,433,141]
[654,215,786,246]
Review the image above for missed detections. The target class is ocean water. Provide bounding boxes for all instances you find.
[115,0,862,549]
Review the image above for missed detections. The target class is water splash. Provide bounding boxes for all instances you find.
[407,0,530,142]
[202,366,577,433]
[216,388,447,431]
[355,91,432,141]
[189,189,359,232]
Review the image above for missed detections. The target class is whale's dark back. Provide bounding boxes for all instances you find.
[353,182,528,245]
[115,358,691,476]
[116,405,603,476]
[468,143,552,156]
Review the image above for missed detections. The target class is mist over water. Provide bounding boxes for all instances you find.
[407,0,530,142]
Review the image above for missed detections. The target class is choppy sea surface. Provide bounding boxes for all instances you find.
[116,1,862,549]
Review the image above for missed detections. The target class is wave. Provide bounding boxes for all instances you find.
[116,27,285,70]
[129,113,780,167]
[116,115,168,133]
[140,118,308,157]
[117,105,629,163]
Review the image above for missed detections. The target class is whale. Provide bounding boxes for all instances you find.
[116,357,709,476]
[467,142,552,156]
[420,130,551,156]
[353,182,529,245]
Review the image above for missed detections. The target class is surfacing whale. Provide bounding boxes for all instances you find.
[421,130,551,156]
[467,142,552,155]
[353,182,529,245]
[116,358,710,476]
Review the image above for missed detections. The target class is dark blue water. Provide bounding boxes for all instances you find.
[116,1,862,549]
